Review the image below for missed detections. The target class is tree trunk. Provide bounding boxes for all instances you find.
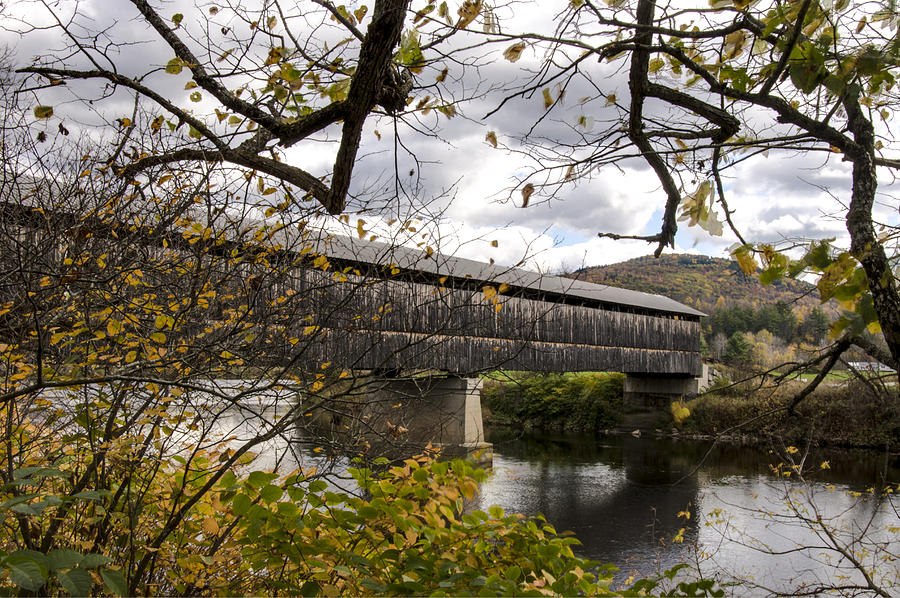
[844,89,900,367]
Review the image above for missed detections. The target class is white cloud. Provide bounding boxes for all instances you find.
[7,0,899,279]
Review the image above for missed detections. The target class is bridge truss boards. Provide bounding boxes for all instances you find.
[291,235,705,377]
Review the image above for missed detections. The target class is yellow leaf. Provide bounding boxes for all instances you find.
[33,105,54,119]
[107,320,122,337]
[150,332,166,344]
[542,87,553,109]
[670,400,690,425]
[490,239,498,247]
[456,0,482,28]
[202,517,219,535]
[485,131,498,147]
[357,219,367,239]
[165,57,184,75]
[125,350,137,363]
[482,285,497,300]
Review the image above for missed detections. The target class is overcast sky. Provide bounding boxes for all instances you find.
[5,0,899,274]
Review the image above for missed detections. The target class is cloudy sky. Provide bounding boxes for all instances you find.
[5,0,898,273]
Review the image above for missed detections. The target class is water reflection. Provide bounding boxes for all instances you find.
[478,427,900,593]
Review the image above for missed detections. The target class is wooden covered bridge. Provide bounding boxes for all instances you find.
[297,233,705,378]
[2,191,706,454]
[290,234,707,455]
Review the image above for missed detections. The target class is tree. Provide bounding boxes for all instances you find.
[0,27,608,590]
[488,0,900,384]
[799,307,830,345]
[13,0,466,216]
[724,331,752,366]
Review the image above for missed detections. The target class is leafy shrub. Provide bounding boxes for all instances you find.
[0,402,620,596]
[683,381,900,447]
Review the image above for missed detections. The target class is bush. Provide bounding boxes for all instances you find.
[683,381,900,448]
[482,372,624,431]
[0,409,618,596]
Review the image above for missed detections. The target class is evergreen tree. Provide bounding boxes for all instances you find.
[724,332,752,366]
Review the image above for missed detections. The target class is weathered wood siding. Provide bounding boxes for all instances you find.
[281,269,702,376]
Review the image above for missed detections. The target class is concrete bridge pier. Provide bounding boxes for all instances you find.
[623,365,711,411]
[362,375,492,462]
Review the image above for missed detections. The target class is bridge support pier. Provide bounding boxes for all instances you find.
[362,376,492,462]
[623,365,710,411]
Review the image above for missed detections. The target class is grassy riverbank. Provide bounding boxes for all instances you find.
[481,372,624,431]
[682,375,900,448]
[482,370,899,449]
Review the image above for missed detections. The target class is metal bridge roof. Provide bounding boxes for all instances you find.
[0,178,704,318]
[320,234,706,318]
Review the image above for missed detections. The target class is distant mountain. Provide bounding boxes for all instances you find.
[572,254,828,315]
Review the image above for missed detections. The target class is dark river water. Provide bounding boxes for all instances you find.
[476,426,900,595]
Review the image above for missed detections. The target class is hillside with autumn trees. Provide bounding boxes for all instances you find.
[573,254,841,367]
[572,254,825,315]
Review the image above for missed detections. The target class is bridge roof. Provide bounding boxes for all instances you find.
[321,235,706,318]
[0,180,703,318]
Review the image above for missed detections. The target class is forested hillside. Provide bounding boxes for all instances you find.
[573,254,826,314]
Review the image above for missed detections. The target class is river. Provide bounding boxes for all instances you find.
[200,403,899,595]
[477,426,900,595]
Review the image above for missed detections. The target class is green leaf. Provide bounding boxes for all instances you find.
[101,568,128,596]
[165,58,184,75]
[247,471,277,489]
[79,553,111,569]
[275,501,299,518]
[259,484,283,503]
[13,466,43,480]
[10,503,39,516]
[172,13,184,27]
[299,581,320,597]
[58,568,93,596]
[3,553,48,592]
[504,565,522,581]
[232,493,251,515]
[72,490,107,501]
[47,549,83,571]
[33,106,54,119]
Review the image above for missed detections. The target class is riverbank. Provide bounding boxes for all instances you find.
[482,372,900,449]
[681,377,900,449]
